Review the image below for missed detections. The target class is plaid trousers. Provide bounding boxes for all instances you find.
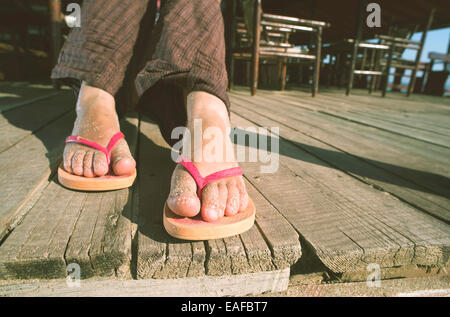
[51,0,229,145]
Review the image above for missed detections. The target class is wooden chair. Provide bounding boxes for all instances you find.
[228,0,329,96]
[421,51,450,95]
[324,39,390,94]
[344,8,436,97]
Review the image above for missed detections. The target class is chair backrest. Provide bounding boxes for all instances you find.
[375,8,435,63]
[232,0,328,52]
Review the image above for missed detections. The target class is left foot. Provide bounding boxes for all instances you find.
[167,92,249,222]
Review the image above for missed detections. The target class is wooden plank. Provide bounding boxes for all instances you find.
[310,93,450,135]
[347,110,450,138]
[0,82,65,113]
[0,92,74,153]
[260,90,450,148]
[270,88,450,132]
[231,91,450,181]
[136,117,199,279]
[233,102,450,223]
[320,88,450,109]
[238,223,275,272]
[136,117,301,278]
[321,111,450,148]
[0,268,290,297]
[230,93,450,221]
[205,239,232,276]
[0,116,139,279]
[316,92,450,132]
[243,182,301,270]
[229,109,450,273]
[300,91,450,133]
[281,276,450,297]
[205,131,302,276]
[65,115,138,279]
[0,110,75,241]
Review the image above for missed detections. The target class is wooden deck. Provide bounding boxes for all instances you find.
[0,82,449,295]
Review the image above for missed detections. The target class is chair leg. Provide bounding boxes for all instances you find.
[368,49,376,93]
[49,0,62,67]
[312,27,322,97]
[229,57,235,90]
[382,45,393,97]
[326,54,332,88]
[407,8,435,96]
[250,0,262,96]
[335,53,341,88]
[346,41,358,96]
[250,52,259,96]
[280,58,287,90]
[227,0,237,91]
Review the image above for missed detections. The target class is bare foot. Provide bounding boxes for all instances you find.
[167,92,249,222]
[63,82,135,177]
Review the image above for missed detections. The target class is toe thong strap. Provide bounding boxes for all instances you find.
[178,157,243,198]
[65,132,124,166]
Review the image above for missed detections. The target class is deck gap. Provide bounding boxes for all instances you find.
[242,176,329,275]
[129,114,142,280]
[203,240,211,275]
[252,220,277,269]
[0,178,52,247]
[85,195,105,275]
[62,192,88,273]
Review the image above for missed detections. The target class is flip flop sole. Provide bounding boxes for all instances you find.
[163,198,256,240]
[58,165,137,191]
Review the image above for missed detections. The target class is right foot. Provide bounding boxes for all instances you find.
[167,91,249,222]
[63,83,135,177]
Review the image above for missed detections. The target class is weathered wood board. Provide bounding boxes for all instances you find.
[0,82,65,113]
[0,92,74,153]
[0,268,290,297]
[0,84,448,285]
[0,116,139,280]
[230,91,450,222]
[0,110,76,241]
[229,109,450,273]
[136,117,301,279]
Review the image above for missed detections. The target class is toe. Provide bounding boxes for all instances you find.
[111,142,135,175]
[167,165,200,217]
[71,150,85,176]
[93,151,108,176]
[201,183,221,222]
[225,180,240,216]
[63,146,75,173]
[236,177,249,211]
[167,192,201,218]
[83,151,95,178]
[217,182,227,218]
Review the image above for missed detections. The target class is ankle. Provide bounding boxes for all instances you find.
[187,91,229,125]
[77,82,115,113]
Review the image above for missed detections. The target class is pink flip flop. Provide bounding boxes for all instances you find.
[58,131,137,191]
[163,157,255,240]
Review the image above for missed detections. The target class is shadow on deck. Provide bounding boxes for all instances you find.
[0,82,449,295]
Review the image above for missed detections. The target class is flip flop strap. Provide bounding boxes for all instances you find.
[178,157,243,198]
[65,131,125,166]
